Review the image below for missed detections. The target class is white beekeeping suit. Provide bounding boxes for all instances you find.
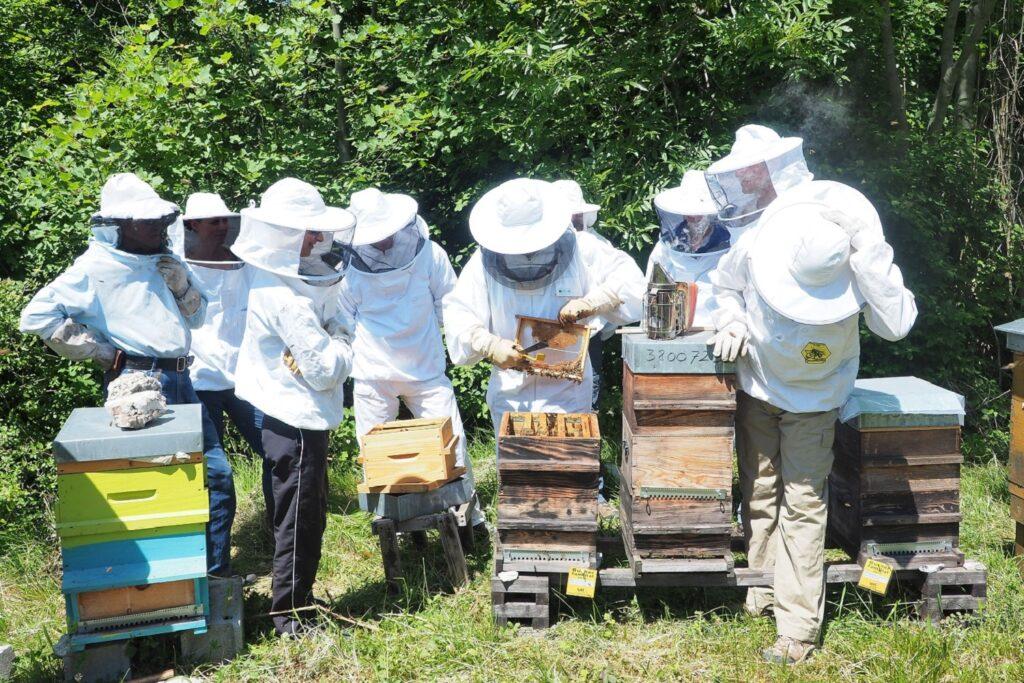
[233,178,356,431]
[705,124,813,241]
[444,178,645,434]
[20,173,203,364]
[707,178,917,663]
[168,192,251,392]
[646,170,731,329]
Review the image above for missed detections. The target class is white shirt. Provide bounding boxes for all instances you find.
[19,240,204,357]
[340,240,455,382]
[185,264,253,391]
[709,228,917,413]
[235,270,353,430]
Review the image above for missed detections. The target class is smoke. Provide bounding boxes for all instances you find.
[758,80,855,146]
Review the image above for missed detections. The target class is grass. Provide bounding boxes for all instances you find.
[3,438,1024,681]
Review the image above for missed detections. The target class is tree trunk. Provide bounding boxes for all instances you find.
[955,46,979,128]
[880,0,908,130]
[332,11,353,163]
[928,0,998,135]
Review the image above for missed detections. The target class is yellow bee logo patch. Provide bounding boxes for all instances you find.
[802,342,831,364]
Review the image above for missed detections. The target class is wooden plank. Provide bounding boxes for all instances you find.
[622,415,733,492]
[498,470,600,492]
[496,519,599,532]
[491,576,550,594]
[77,580,195,621]
[623,365,736,404]
[437,510,469,587]
[493,603,549,619]
[498,529,596,552]
[498,495,597,525]
[620,482,730,531]
[375,518,402,592]
[624,402,735,428]
[860,464,960,494]
[1010,492,1024,524]
[836,422,961,459]
[357,467,465,494]
[56,452,203,475]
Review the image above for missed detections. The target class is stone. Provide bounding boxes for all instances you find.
[105,372,167,429]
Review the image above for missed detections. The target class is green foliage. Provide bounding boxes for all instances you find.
[0,0,1020,530]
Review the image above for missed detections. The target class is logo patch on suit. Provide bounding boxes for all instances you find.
[802,342,831,364]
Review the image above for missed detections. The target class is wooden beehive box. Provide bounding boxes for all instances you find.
[618,332,736,572]
[995,320,1024,559]
[358,417,463,493]
[514,315,590,383]
[828,377,966,569]
[496,412,601,569]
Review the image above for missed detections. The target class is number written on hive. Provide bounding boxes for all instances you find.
[646,348,714,365]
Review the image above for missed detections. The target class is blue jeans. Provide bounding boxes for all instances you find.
[196,388,274,524]
[105,367,237,576]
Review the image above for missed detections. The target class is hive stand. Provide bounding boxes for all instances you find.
[57,639,132,683]
[491,575,550,630]
[372,494,476,592]
[180,575,245,664]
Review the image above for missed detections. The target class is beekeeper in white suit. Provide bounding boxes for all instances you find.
[169,192,272,525]
[646,170,733,328]
[233,177,356,637]
[445,178,645,435]
[340,188,483,526]
[708,179,917,664]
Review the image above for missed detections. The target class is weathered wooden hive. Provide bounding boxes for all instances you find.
[620,331,736,574]
[828,376,966,569]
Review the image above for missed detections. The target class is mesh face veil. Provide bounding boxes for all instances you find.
[347,218,426,274]
[706,139,810,231]
[654,202,730,254]
[482,229,576,291]
[91,213,178,254]
[183,215,242,264]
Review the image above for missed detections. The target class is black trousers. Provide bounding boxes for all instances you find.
[261,414,329,634]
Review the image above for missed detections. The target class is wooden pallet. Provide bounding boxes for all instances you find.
[492,574,550,630]
[917,560,987,622]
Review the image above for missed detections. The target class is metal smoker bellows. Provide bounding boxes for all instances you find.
[643,262,693,340]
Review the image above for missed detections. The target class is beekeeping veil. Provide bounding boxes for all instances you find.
[90,173,180,254]
[654,170,730,254]
[168,192,242,266]
[345,188,426,273]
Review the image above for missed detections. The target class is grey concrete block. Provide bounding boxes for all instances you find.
[0,644,13,680]
[622,331,735,375]
[180,576,244,664]
[61,640,132,683]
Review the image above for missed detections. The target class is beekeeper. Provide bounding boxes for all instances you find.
[170,192,272,524]
[646,170,732,329]
[340,188,484,526]
[233,177,356,637]
[19,173,237,577]
[445,178,645,434]
[705,124,813,239]
[553,178,614,407]
[708,180,917,664]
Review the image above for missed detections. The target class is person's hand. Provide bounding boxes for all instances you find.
[486,337,529,370]
[283,348,302,376]
[708,321,749,362]
[558,298,595,324]
[822,210,878,251]
[157,255,190,296]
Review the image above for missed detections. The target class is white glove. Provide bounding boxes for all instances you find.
[157,255,190,297]
[709,321,749,362]
[559,286,622,324]
[822,210,880,251]
[44,319,117,369]
[486,337,529,370]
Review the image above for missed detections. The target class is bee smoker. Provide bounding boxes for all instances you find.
[643,262,692,340]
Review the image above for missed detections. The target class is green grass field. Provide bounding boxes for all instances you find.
[3,439,1024,682]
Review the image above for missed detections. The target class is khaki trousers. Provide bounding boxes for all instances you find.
[736,391,836,643]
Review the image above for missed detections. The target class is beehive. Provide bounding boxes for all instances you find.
[52,406,210,651]
[828,377,966,569]
[357,417,462,493]
[995,319,1024,561]
[496,412,601,568]
[620,331,736,573]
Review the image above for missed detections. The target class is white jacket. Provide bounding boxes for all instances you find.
[19,240,205,357]
[646,241,727,329]
[709,228,917,413]
[445,231,644,430]
[235,270,353,430]
[185,265,253,391]
[340,240,455,382]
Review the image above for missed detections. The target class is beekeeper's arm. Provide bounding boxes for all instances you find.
[443,251,527,370]
[561,232,645,326]
[19,266,118,369]
[826,211,918,341]
[274,298,352,391]
[707,235,751,362]
[427,242,458,327]
[156,255,207,329]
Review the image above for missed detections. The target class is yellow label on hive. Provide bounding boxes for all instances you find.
[802,342,831,364]
[858,558,894,595]
[566,567,598,598]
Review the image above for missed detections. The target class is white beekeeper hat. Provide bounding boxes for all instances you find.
[92,173,179,220]
[707,124,804,175]
[750,180,883,325]
[469,178,572,255]
[552,179,600,215]
[183,192,238,221]
[347,188,419,246]
[654,170,717,216]
[240,177,355,233]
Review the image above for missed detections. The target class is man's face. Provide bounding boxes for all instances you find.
[301,230,325,257]
[736,163,772,196]
[118,214,176,254]
[371,235,395,253]
[184,216,237,262]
